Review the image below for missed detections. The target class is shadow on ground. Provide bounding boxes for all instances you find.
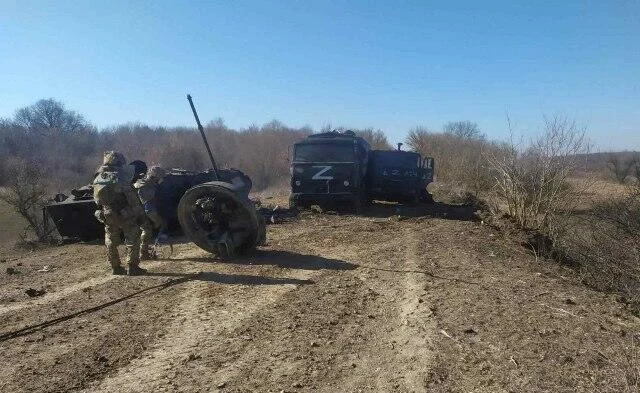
[144,271,314,286]
[363,201,477,221]
[167,249,357,271]
[0,266,314,342]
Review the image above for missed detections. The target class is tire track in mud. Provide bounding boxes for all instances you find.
[88,263,319,392]
[323,220,436,392]
[203,218,439,392]
[394,225,437,390]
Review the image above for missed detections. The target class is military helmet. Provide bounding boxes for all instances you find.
[146,165,166,180]
[103,151,126,167]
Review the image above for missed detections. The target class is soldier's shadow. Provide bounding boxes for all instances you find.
[164,249,357,271]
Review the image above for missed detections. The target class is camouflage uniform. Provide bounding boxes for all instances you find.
[93,151,147,275]
[134,166,166,260]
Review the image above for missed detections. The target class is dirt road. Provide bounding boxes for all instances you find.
[1,210,638,392]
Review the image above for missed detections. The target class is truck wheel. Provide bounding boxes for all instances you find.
[177,182,263,257]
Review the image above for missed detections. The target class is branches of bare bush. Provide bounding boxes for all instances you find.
[488,115,588,229]
[553,184,640,309]
[0,159,55,243]
[406,126,505,201]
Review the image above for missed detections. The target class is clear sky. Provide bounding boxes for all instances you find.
[1,1,638,150]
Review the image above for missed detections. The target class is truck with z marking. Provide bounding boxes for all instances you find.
[289,131,434,213]
[289,131,371,213]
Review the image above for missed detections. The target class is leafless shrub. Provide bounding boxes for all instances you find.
[406,126,507,198]
[552,184,640,311]
[0,158,56,243]
[488,115,588,229]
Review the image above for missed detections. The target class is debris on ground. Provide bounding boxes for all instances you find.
[6,267,20,275]
[25,288,46,297]
[258,206,298,225]
[37,265,54,273]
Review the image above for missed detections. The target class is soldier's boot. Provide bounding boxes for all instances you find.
[127,265,148,276]
[112,266,127,275]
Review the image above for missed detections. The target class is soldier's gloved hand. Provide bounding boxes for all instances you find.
[94,210,105,223]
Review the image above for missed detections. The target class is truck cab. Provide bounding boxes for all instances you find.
[367,148,434,203]
[289,131,371,212]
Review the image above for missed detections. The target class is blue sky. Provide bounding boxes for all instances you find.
[1,0,638,150]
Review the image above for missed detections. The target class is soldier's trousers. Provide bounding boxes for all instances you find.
[103,208,142,269]
[140,211,163,255]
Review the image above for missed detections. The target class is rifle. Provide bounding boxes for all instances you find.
[187,94,220,181]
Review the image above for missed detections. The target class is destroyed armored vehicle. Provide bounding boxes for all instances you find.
[367,146,434,203]
[45,168,262,254]
[44,95,265,257]
[289,130,371,212]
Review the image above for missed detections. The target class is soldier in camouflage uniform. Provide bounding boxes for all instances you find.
[93,151,148,276]
[134,166,167,260]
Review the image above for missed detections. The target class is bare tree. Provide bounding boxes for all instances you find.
[443,121,484,140]
[406,126,431,154]
[354,128,391,150]
[14,98,87,135]
[0,159,55,242]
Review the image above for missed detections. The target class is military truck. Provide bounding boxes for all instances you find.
[289,131,371,213]
[367,144,434,203]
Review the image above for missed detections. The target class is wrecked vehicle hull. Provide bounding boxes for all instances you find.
[44,168,265,257]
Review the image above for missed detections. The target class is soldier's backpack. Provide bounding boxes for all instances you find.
[93,168,129,208]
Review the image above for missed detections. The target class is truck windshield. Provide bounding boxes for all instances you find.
[294,143,355,163]
[374,152,420,168]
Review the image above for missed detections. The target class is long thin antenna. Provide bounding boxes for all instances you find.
[187,94,220,180]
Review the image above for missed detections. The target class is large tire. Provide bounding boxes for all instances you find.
[177,182,263,257]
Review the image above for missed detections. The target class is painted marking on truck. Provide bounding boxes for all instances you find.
[311,165,334,180]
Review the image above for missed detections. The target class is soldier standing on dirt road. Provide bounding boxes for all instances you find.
[134,165,167,260]
[92,151,148,276]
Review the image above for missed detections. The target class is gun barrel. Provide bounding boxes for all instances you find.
[187,94,220,180]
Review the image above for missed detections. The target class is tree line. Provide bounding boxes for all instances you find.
[0,98,491,193]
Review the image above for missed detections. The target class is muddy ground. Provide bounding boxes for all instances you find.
[0,204,639,392]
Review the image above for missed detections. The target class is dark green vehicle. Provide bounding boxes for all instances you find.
[367,146,434,203]
[289,131,371,212]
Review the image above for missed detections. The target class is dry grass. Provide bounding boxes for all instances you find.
[0,196,28,246]
[568,177,629,210]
